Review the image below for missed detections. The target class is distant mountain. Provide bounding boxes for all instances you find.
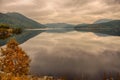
[0,12,45,28]
[94,19,113,24]
[45,23,75,33]
[77,23,88,26]
[0,12,46,46]
[75,20,120,36]
[45,23,75,28]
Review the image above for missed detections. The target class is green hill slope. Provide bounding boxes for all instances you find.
[0,12,45,28]
[0,12,46,45]
[75,20,120,36]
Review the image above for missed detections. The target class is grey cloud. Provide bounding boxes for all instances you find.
[0,0,3,7]
[60,0,91,8]
[0,0,120,24]
[104,0,120,5]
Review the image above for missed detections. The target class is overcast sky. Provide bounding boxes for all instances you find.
[0,0,120,24]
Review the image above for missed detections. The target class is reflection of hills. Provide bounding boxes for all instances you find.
[0,30,45,46]
[21,31,120,80]
[75,20,120,36]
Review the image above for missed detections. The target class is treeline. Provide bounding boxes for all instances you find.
[75,20,120,36]
[0,24,22,39]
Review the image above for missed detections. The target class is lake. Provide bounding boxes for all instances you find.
[20,29,120,79]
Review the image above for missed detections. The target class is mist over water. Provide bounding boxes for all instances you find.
[21,31,120,79]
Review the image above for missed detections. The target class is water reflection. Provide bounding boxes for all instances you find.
[0,30,45,46]
[21,31,120,79]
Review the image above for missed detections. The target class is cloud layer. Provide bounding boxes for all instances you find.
[20,31,120,79]
[0,0,120,24]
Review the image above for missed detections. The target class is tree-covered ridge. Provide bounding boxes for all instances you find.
[0,24,22,39]
[75,20,120,36]
[0,12,45,29]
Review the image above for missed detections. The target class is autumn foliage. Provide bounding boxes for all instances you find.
[0,39,120,80]
[0,38,31,78]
